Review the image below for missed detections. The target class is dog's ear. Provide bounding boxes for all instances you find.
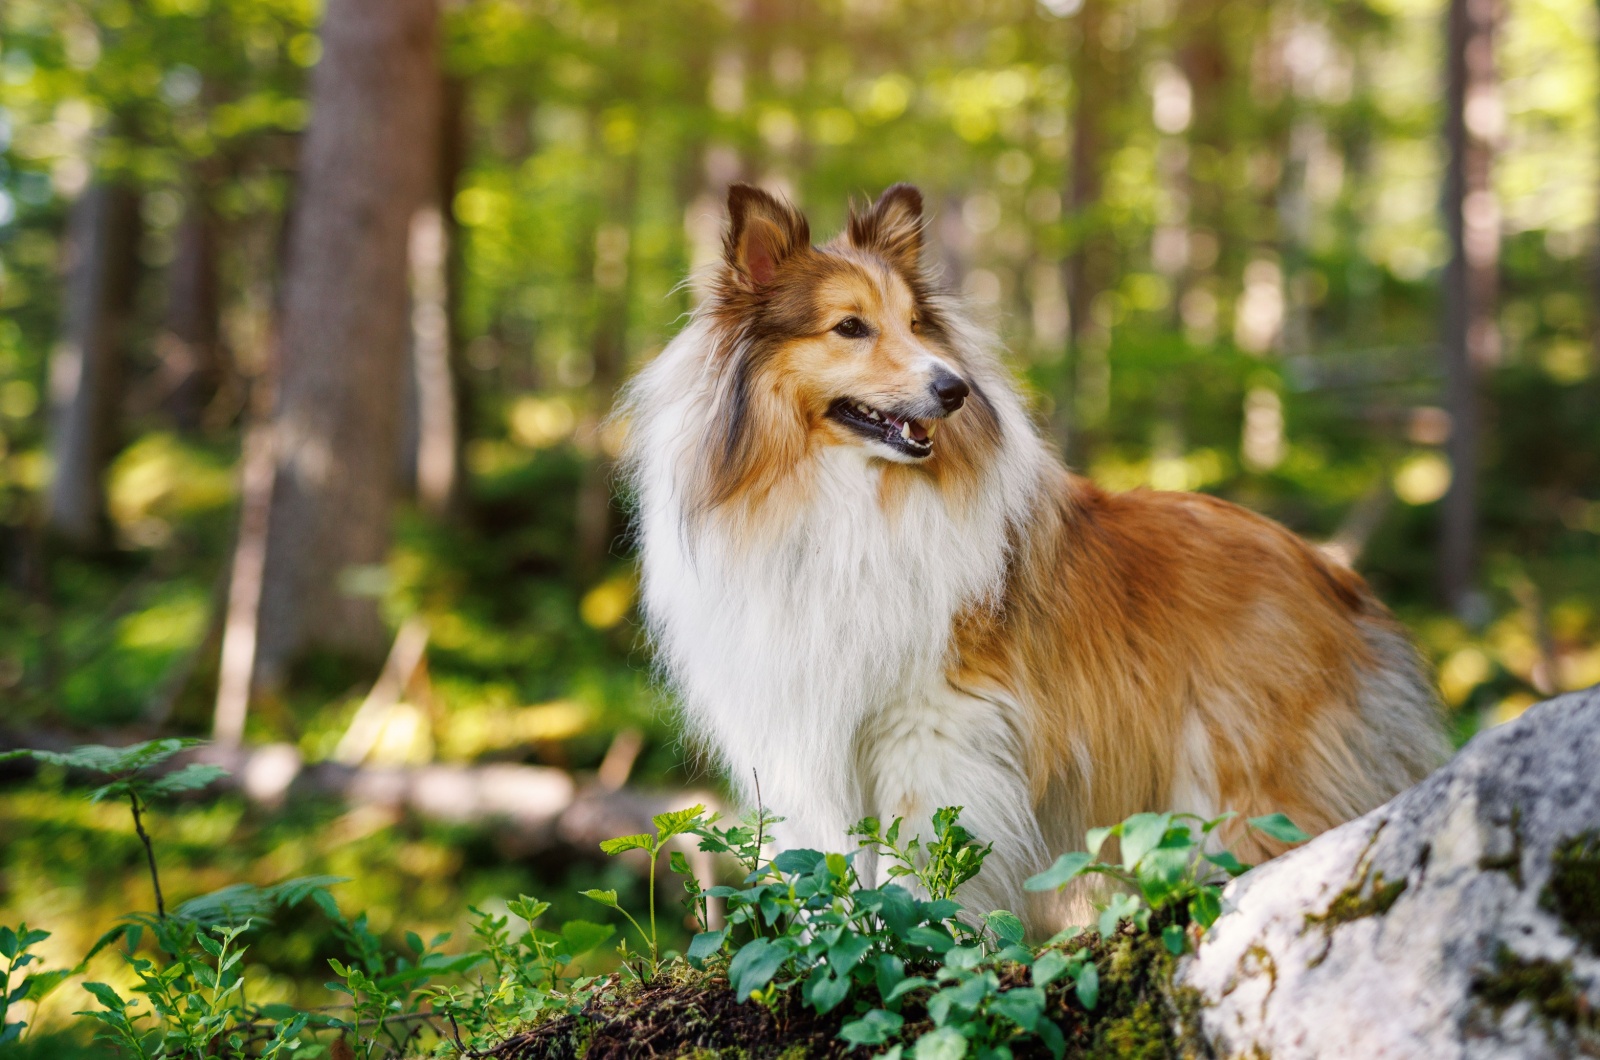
[847,183,925,275]
[724,184,810,289]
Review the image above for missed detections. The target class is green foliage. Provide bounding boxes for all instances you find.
[1,924,61,1047]
[585,802,706,982]
[0,740,225,805]
[1024,811,1309,940]
[3,739,231,924]
[2,735,1310,1057]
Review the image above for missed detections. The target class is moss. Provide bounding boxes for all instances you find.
[1302,869,1408,970]
[1316,871,1408,926]
[1471,945,1586,1030]
[1477,807,1525,888]
[1076,921,1211,1060]
[1095,998,1175,1058]
[1541,830,1600,953]
[1303,820,1408,938]
[1298,830,1408,968]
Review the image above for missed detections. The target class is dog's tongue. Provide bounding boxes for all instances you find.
[907,420,930,443]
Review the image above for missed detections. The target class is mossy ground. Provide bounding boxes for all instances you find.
[487,923,1207,1059]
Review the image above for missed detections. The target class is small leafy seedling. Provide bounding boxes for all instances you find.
[585,803,706,981]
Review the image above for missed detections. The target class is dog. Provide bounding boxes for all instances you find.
[620,182,1448,931]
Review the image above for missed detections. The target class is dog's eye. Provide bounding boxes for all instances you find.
[833,317,869,339]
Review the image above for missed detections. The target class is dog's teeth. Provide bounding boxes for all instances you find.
[901,421,914,441]
[926,422,938,438]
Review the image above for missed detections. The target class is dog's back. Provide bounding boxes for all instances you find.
[953,471,1448,879]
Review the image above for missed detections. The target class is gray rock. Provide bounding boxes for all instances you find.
[1179,685,1600,1059]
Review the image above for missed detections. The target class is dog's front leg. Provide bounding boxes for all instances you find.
[858,681,1052,932]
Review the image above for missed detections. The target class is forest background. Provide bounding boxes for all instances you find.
[1,0,1598,1051]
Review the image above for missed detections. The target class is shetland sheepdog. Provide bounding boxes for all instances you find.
[621,183,1447,931]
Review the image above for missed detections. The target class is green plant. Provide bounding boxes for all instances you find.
[424,897,613,1054]
[655,804,1310,1057]
[74,878,352,1060]
[0,740,226,919]
[582,803,705,981]
[1,738,1314,1058]
[1,924,71,1047]
[1025,811,1310,953]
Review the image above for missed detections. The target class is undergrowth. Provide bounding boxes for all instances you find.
[0,740,1308,1058]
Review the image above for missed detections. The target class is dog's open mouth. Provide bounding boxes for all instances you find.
[828,398,936,458]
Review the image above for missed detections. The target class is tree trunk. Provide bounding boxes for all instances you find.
[156,189,224,431]
[574,150,642,578]
[46,180,142,549]
[1061,0,1118,462]
[401,74,467,520]
[1440,0,1501,615]
[254,0,441,683]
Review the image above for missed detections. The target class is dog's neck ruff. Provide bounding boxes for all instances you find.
[623,315,1048,848]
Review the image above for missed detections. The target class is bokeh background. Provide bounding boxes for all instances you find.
[2,0,1598,1048]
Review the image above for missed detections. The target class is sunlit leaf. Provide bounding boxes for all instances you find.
[579,889,619,910]
[1118,813,1172,870]
[1248,813,1310,844]
[598,834,653,856]
[650,804,705,841]
[144,764,228,797]
[985,909,1026,946]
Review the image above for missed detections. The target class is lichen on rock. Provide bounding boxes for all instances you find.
[1177,685,1600,1060]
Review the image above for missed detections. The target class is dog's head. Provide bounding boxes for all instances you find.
[697,183,998,505]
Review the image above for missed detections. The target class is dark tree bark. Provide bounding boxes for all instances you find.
[1061,0,1121,462]
[1440,0,1501,614]
[46,180,142,548]
[574,146,642,578]
[253,0,441,684]
[155,189,224,431]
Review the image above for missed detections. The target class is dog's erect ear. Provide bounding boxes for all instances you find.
[847,183,925,275]
[724,184,810,289]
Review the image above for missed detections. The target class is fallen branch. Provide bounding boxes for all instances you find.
[0,730,719,856]
[188,743,719,854]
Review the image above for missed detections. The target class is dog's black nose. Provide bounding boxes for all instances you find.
[930,369,970,413]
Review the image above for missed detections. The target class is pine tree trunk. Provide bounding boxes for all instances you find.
[1061,0,1117,462]
[254,0,440,683]
[399,74,467,519]
[574,148,641,579]
[1440,0,1501,614]
[46,180,141,548]
[157,189,224,431]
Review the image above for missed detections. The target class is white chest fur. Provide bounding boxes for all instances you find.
[639,446,1015,843]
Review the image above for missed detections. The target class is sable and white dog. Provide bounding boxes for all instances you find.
[621,183,1447,931]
